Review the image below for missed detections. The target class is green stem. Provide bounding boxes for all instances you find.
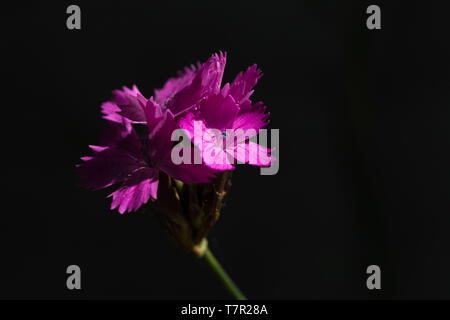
[203,248,247,300]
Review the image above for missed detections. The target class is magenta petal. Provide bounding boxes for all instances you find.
[109,167,159,214]
[203,144,235,171]
[97,118,135,150]
[167,52,227,115]
[77,146,145,190]
[179,115,234,171]
[232,107,269,134]
[112,85,141,104]
[234,141,272,166]
[101,85,146,123]
[162,115,222,181]
[101,102,122,123]
[143,97,163,129]
[116,93,147,123]
[89,145,108,153]
[178,112,198,140]
[147,110,178,166]
[200,93,240,131]
[154,64,198,106]
[228,64,262,104]
[78,123,145,190]
[120,85,141,97]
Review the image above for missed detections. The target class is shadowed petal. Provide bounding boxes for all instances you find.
[147,110,178,166]
[101,85,146,123]
[228,64,262,104]
[77,122,145,190]
[143,97,163,129]
[98,119,140,155]
[167,52,227,114]
[232,104,269,134]
[101,102,122,123]
[77,146,145,190]
[109,167,159,214]
[233,141,272,166]
[200,93,240,132]
[115,92,147,123]
[89,145,108,153]
[154,64,199,106]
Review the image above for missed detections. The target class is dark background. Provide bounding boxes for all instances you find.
[3,0,450,299]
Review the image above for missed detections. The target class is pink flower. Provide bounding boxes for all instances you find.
[114,53,227,122]
[78,87,217,214]
[78,53,272,213]
[114,53,272,169]
[178,65,272,170]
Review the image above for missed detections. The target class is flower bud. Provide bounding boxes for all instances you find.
[156,171,232,257]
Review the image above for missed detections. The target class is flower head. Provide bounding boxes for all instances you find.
[178,65,272,170]
[78,87,216,214]
[78,52,272,215]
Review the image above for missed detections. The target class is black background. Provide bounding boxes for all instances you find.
[3,0,450,299]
